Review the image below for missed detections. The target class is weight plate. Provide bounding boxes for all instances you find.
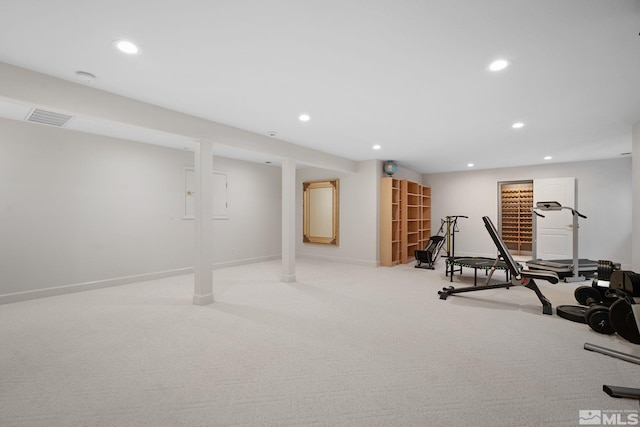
[575,286,602,306]
[586,306,616,335]
[609,299,640,344]
[556,305,587,324]
[597,260,614,281]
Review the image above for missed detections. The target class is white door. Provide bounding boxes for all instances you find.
[533,177,576,260]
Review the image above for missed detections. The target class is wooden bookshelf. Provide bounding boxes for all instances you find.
[380,177,402,266]
[381,178,431,266]
[420,185,432,256]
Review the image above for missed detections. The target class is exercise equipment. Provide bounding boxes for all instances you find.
[527,201,597,282]
[584,299,616,335]
[557,260,623,325]
[414,236,445,269]
[585,342,640,365]
[441,215,468,258]
[558,281,614,333]
[571,262,619,333]
[582,267,638,335]
[572,260,623,305]
[557,261,640,342]
[603,385,640,404]
[584,343,640,404]
[556,305,588,324]
[438,216,559,314]
[443,215,469,276]
[609,293,640,344]
[415,215,466,270]
[445,257,518,286]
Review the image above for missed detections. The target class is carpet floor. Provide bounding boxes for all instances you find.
[1,258,639,426]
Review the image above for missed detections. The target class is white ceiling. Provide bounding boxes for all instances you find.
[1,0,639,173]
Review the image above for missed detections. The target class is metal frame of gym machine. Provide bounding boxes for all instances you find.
[442,215,467,274]
[529,201,594,283]
[414,215,467,270]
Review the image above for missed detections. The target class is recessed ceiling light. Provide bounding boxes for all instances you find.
[299,114,310,122]
[512,122,525,129]
[544,156,552,160]
[489,59,510,72]
[114,40,139,54]
[372,144,381,150]
[467,163,474,168]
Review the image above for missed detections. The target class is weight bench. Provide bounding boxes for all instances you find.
[438,216,559,314]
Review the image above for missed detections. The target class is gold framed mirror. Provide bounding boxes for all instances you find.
[303,179,339,245]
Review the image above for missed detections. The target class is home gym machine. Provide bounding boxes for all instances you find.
[527,201,597,282]
[415,215,467,270]
[438,216,559,315]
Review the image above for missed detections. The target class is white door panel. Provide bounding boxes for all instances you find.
[533,177,576,259]
[538,232,570,259]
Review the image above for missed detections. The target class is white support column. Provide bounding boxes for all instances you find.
[193,139,215,305]
[281,157,296,282]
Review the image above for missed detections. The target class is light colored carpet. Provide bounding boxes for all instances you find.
[1,258,638,426]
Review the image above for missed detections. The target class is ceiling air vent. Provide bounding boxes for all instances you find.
[26,108,73,127]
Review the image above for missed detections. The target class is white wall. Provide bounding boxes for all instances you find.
[0,118,281,302]
[296,160,379,266]
[633,121,640,271]
[424,158,632,267]
[210,156,281,267]
[4,109,632,303]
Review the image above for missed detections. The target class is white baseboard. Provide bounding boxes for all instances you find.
[1,254,380,305]
[0,267,193,305]
[212,254,281,270]
[296,253,378,267]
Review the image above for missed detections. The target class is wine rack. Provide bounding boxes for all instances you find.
[500,182,533,255]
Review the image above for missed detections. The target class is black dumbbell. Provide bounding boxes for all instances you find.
[574,286,615,335]
[609,296,640,344]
